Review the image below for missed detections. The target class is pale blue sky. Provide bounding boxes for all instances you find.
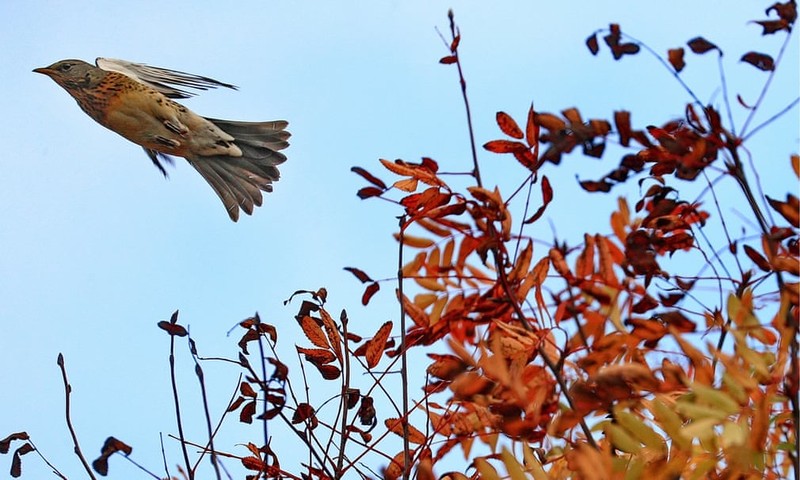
[1,1,797,478]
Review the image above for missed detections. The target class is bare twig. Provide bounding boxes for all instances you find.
[398,215,411,480]
[26,439,68,479]
[188,337,222,480]
[56,353,97,480]
[740,29,795,137]
[167,325,194,480]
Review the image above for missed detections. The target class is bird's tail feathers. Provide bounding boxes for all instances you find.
[189,119,290,221]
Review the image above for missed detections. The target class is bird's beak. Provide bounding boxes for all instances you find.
[33,67,53,76]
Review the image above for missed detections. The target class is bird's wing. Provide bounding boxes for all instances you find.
[95,58,237,99]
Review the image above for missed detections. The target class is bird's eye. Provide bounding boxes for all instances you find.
[60,63,73,72]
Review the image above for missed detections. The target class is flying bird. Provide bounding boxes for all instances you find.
[34,58,290,221]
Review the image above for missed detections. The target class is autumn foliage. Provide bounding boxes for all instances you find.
[3,3,799,480]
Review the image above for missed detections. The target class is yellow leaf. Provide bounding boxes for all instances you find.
[691,382,739,415]
[679,417,719,442]
[720,420,747,448]
[675,399,728,421]
[613,406,666,452]
[500,447,526,480]
[606,423,643,453]
[651,397,691,450]
[473,458,501,480]
[522,444,549,480]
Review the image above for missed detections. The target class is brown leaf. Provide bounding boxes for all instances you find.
[579,179,613,193]
[384,418,427,444]
[240,400,257,423]
[292,403,316,424]
[687,37,719,54]
[766,194,800,227]
[357,186,384,199]
[297,346,337,366]
[319,308,342,361]
[157,320,187,337]
[440,55,457,64]
[586,33,600,55]
[365,321,393,369]
[767,1,798,22]
[741,51,775,71]
[351,166,387,189]
[240,382,257,398]
[744,245,773,272]
[10,443,33,478]
[753,19,791,34]
[496,112,524,139]
[668,48,685,72]
[0,433,29,454]
[362,282,380,306]
[318,363,341,380]
[344,267,373,284]
[426,354,468,380]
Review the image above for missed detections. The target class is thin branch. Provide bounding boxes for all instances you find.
[398,215,411,480]
[188,338,222,480]
[167,327,193,480]
[740,29,795,137]
[26,439,68,480]
[742,96,799,142]
[56,353,97,480]
[447,10,483,188]
[621,32,702,105]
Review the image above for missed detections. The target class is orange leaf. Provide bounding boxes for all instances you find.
[299,315,330,349]
[440,55,457,64]
[483,139,529,154]
[766,194,800,227]
[668,48,685,72]
[523,176,553,224]
[496,111,524,139]
[384,418,427,444]
[351,166,387,189]
[319,308,342,361]
[744,245,772,272]
[365,321,393,369]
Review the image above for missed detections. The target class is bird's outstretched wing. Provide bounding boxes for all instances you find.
[95,57,237,99]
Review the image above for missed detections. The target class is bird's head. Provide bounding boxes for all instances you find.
[34,59,105,90]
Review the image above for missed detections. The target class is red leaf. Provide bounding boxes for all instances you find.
[744,245,772,272]
[767,1,798,23]
[439,55,457,64]
[668,48,685,72]
[157,320,187,337]
[496,111,524,139]
[524,176,553,224]
[579,179,613,193]
[614,110,632,147]
[526,104,539,148]
[586,33,600,55]
[741,51,775,71]
[362,282,380,306]
[351,166,387,189]
[357,186,384,199]
[687,37,719,54]
[344,267,373,284]
[483,139,529,154]
[292,403,316,424]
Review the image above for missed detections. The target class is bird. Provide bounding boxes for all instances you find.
[34,58,290,221]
